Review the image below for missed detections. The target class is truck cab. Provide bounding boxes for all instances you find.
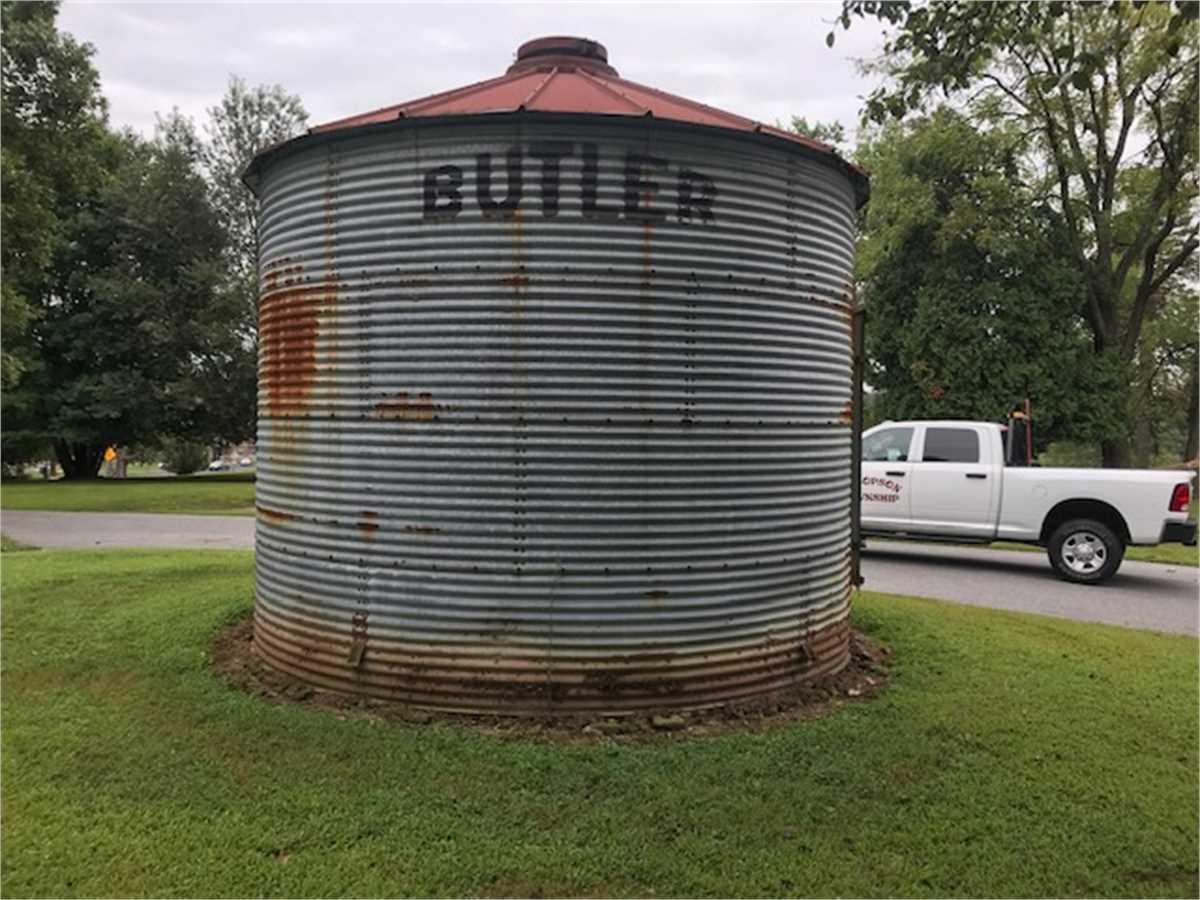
[861,421,1002,540]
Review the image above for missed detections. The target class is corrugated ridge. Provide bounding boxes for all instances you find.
[253,117,856,713]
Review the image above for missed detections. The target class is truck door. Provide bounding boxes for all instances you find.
[860,425,914,532]
[909,425,996,538]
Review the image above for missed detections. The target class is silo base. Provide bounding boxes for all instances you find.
[214,613,886,736]
[249,603,851,717]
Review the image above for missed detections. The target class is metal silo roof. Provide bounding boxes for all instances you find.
[245,36,869,206]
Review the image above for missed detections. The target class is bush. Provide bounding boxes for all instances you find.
[160,440,209,475]
[1038,440,1101,468]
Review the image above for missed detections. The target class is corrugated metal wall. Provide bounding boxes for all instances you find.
[252,115,857,714]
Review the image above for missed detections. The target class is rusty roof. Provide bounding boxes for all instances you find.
[249,36,868,202]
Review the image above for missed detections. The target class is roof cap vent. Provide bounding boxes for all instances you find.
[507,36,618,77]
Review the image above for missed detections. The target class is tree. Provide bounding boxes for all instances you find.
[2,11,303,475]
[200,78,308,445]
[0,1,108,390]
[832,1,1199,466]
[856,108,1124,451]
[1129,279,1198,464]
[789,116,848,154]
[4,116,238,478]
[204,77,308,306]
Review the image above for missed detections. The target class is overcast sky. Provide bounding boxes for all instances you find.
[57,2,890,143]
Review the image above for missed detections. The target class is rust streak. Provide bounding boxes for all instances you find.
[252,605,853,712]
[358,511,379,540]
[807,293,853,322]
[374,392,440,422]
[258,259,338,417]
[257,505,298,524]
[262,260,302,293]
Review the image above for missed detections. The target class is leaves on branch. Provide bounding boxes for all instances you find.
[834,0,1199,463]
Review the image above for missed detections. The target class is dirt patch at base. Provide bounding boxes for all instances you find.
[210,613,892,744]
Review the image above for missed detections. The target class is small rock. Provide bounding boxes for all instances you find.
[651,714,686,731]
[595,718,625,735]
[847,688,863,697]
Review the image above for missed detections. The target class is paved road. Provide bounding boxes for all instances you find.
[3,510,1196,635]
[861,541,1198,636]
[1,510,254,551]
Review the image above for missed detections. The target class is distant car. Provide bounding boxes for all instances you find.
[208,460,226,472]
[239,457,253,467]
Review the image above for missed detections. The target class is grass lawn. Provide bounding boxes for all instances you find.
[988,539,1199,567]
[905,538,1199,567]
[98,462,169,479]
[0,534,36,552]
[2,550,1196,898]
[0,471,255,516]
[883,534,1197,567]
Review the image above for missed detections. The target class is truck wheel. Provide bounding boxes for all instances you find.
[1047,519,1125,584]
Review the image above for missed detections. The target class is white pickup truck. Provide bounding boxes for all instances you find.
[860,420,1197,584]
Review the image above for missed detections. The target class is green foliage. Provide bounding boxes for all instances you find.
[2,550,1196,896]
[3,113,237,477]
[2,6,255,476]
[835,0,1199,465]
[158,438,210,476]
[1128,282,1198,465]
[204,76,307,301]
[788,116,848,153]
[2,9,310,473]
[856,109,1123,447]
[833,1,1198,121]
[0,1,108,389]
[198,78,308,445]
[1038,440,1103,468]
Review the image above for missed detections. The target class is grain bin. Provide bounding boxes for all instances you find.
[243,36,869,715]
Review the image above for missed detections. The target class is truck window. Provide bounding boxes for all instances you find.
[921,428,980,463]
[863,427,914,462]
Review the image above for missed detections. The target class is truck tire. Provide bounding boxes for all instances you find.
[1047,518,1125,584]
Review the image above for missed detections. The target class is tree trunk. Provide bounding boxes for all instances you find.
[1100,436,1131,469]
[1184,369,1198,463]
[54,440,105,480]
[1131,416,1154,468]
